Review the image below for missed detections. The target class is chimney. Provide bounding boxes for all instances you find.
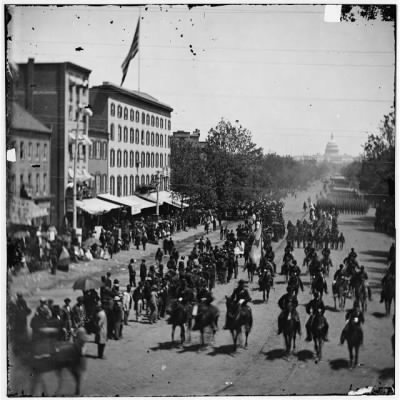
[26,58,35,112]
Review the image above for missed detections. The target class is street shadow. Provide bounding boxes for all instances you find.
[378,367,395,381]
[251,287,260,292]
[360,250,388,258]
[149,341,180,351]
[372,311,387,319]
[263,348,287,361]
[207,344,235,357]
[84,354,99,359]
[177,343,205,353]
[367,266,387,274]
[364,258,386,265]
[252,299,266,305]
[329,358,349,370]
[296,349,314,362]
[325,305,339,313]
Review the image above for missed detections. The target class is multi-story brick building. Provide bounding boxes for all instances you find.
[89,82,173,197]
[15,58,93,228]
[88,127,108,196]
[8,101,52,225]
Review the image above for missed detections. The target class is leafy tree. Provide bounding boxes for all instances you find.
[341,5,395,22]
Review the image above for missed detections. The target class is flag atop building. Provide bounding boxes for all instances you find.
[121,18,140,87]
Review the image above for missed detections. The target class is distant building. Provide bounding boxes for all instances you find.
[171,129,206,148]
[89,82,173,197]
[8,102,52,226]
[15,58,93,228]
[324,134,355,164]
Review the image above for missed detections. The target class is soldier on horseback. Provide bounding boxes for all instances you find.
[340,301,364,345]
[351,266,372,301]
[305,291,329,342]
[277,287,301,336]
[223,280,252,329]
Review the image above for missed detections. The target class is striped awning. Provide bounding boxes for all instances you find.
[77,198,121,215]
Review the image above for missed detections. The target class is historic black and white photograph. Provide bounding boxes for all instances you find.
[6,3,395,396]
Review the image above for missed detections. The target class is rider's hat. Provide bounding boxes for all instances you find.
[238,279,247,286]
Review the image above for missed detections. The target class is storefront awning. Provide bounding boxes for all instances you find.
[97,193,155,215]
[137,191,188,208]
[9,196,49,225]
[77,198,122,215]
[68,132,92,145]
[68,168,94,183]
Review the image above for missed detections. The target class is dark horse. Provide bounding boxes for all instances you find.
[167,300,192,345]
[225,296,253,351]
[353,281,367,312]
[345,318,363,369]
[333,277,349,311]
[258,269,273,302]
[310,311,326,363]
[311,275,327,299]
[282,303,300,355]
[382,274,395,316]
[246,261,257,283]
[23,326,88,396]
[192,302,220,346]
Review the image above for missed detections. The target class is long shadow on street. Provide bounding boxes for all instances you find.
[329,358,350,370]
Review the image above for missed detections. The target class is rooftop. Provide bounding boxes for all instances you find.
[94,82,173,112]
[10,102,51,134]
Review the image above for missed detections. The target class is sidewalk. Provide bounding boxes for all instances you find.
[9,222,232,300]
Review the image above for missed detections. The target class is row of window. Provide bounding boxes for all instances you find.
[109,150,170,169]
[110,103,171,131]
[10,172,48,195]
[89,141,107,160]
[109,174,168,197]
[15,141,48,162]
[69,143,87,162]
[109,125,170,148]
[93,174,108,194]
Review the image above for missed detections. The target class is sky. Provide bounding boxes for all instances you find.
[6,3,395,157]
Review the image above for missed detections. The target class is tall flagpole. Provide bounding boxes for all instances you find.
[138,8,141,92]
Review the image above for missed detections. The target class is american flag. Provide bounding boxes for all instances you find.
[121,18,140,86]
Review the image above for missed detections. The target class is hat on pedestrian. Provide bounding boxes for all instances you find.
[77,296,84,302]
[16,292,23,298]
[40,297,47,303]
[238,279,246,286]
[114,279,119,284]
[114,296,120,301]
[64,298,71,304]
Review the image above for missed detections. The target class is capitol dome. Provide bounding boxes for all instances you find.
[324,134,340,160]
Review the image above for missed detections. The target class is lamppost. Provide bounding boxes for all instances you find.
[72,103,93,232]
[154,167,169,220]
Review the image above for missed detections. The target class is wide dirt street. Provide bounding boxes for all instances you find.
[8,181,395,396]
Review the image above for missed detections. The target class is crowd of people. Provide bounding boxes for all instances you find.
[317,195,369,215]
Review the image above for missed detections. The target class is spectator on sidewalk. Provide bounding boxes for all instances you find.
[140,260,147,283]
[122,285,132,325]
[95,302,107,359]
[128,259,136,287]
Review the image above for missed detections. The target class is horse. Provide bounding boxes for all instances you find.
[310,311,326,363]
[282,302,299,355]
[246,261,257,283]
[258,269,273,302]
[382,274,395,315]
[345,318,363,369]
[333,277,349,311]
[311,275,327,299]
[192,302,219,346]
[287,274,303,297]
[26,326,88,396]
[248,222,263,284]
[321,256,332,277]
[166,300,192,345]
[353,281,367,312]
[225,296,253,351]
